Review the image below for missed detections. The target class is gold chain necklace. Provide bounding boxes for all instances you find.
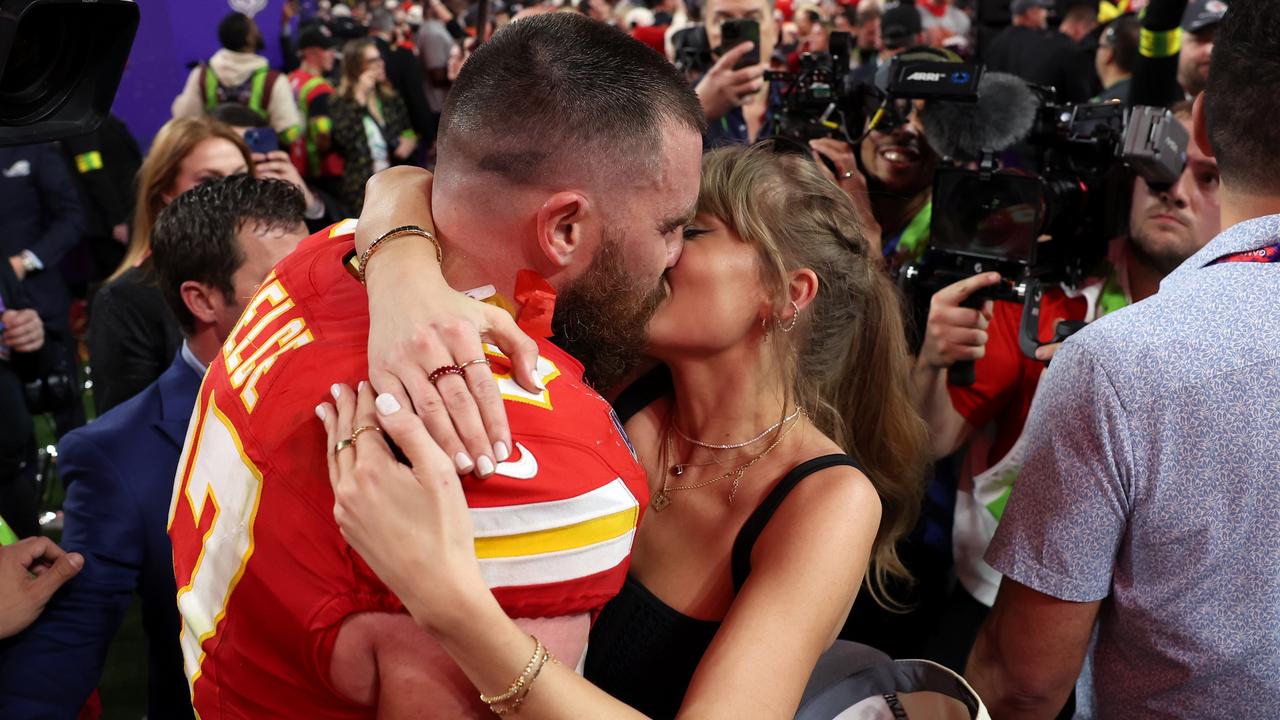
[651,410,802,512]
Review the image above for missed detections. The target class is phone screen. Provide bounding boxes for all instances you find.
[720,19,761,69]
[245,127,279,155]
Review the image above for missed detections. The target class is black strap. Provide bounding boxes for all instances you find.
[731,454,863,592]
[611,364,673,425]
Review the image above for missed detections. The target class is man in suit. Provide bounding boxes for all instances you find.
[0,175,309,719]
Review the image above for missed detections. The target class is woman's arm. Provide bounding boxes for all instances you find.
[355,167,541,474]
[679,465,878,716]
[322,384,878,719]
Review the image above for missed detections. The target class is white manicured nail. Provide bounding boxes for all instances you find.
[358,380,367,393]
[375,393,402,415]
[455,452,475,473]
[494,441,510,462]
[315,405,327,421]
[476,455,495,477]
[330,384,341,400]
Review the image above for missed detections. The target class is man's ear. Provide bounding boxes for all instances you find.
[1192,92,1215,160]
[535,191,591,269]
[180,280,222,328]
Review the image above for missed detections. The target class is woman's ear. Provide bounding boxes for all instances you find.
[786,269,820,315]
[535,191,590,269]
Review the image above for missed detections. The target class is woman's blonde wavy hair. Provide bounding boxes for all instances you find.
[697,142,929,607]
[110,116,252,282]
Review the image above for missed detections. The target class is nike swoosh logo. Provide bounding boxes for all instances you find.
[494,442,538,480]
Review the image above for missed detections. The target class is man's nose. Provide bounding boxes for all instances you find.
[667,236,684,268]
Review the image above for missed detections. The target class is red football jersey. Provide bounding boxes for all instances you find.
[168,221,648,718]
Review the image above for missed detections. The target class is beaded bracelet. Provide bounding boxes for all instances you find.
[480,637,545,707]
[357,225,442,286]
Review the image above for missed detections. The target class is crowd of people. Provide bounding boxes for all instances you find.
[0,0,1277,718]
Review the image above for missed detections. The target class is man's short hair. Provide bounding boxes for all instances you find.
[1102,14,1141,74]
[210,103,269,129]
[437,12,705,186]
[1204,0,1280,193]
[152,175,305,334]
[218,12,254,51]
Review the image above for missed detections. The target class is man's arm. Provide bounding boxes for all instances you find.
[25,144,85,270]
[0,434,138,715]
[171,67,205,119]
[966,579,1100,718]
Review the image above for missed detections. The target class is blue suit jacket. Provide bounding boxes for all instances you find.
[0,353,199,719]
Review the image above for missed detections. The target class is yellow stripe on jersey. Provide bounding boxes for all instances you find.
[470,477,638,537]
[469,477,640,589]
[478,530,637,590]
[473,506,637,559]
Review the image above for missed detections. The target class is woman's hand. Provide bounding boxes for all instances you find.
[809,138,883,257]
[393,135,418,161]
[358,167,542,477]
[253,150,323,217]
[319,383,490,630]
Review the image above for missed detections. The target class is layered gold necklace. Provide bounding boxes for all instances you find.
[651,409,803,512]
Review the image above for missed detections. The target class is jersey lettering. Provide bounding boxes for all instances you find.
[169,391,265,694]
[222,276,314,413]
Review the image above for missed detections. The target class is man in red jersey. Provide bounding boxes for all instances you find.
[169,13,706,718]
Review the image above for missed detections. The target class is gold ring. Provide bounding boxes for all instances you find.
[458,358,491,371]
[351,425,383,445]
[335,438,354,453]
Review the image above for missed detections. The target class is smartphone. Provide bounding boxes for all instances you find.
[244,127,279,155]
[719,18,760,70]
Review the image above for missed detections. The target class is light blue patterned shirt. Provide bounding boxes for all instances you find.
[987,213,1280,719]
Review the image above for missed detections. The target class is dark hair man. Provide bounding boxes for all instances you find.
[0,176,307,720]
[986,0,1096,103]
[172,12,303,143]
[1094,14,1140,102]
[966,1,1280,716]
[913,105,1221,673]
[168,13,704,718]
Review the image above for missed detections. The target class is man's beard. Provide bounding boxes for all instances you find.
[552,227,666,390]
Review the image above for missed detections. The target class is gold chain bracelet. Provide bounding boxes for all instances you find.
[357,225,442,286]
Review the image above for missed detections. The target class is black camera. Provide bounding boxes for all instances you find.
[903,89,1189,382]
[765,31,865,143]
[0,0,139,146]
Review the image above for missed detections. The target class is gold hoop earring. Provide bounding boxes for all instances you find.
[777,301,800,333]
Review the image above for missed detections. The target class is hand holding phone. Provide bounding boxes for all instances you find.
[719,19,761,70]
[244,127,279,155]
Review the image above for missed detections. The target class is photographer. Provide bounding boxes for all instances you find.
[697,0,777,148]
[913,104,1221,669]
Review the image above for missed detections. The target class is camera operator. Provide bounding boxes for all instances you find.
[914,104,1221,672]
[697,0,777,148]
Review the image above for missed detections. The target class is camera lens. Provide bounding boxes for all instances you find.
[0,4,93,125]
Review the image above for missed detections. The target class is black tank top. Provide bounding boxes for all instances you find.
[584,454,864,719]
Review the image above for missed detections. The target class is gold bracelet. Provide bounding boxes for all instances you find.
[480,636,544,706]
[358,225,442,286]
[490,646,557,716]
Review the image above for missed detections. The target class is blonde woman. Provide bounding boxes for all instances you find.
[320,143,927,718]
[330,39,418,214]
[89,117,252,412]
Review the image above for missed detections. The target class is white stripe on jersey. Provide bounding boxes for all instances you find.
[469,477,638,538]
